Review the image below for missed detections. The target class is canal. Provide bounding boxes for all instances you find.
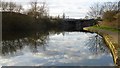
[0,31,114,66]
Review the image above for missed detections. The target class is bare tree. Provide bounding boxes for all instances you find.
[87,3,104,19]
[29,1,39,18]
[0,1,8,11]
[118,1,120,11]
[0,1,24,13]
[103,2,118,11]
[38,2,48,17]
[87,2,118,19]
[27,0,48,19]
[8,2,16,12]
[15,5,24,13]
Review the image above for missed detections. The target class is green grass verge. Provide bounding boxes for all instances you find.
[91,25,120,32]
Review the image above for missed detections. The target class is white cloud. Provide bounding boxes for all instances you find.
[2,0,118,18]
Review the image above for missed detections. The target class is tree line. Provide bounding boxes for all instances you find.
[0,1,62,32]
[0,1,23,13]
[0,1,49,19]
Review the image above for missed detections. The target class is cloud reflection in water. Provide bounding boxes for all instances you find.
[0,32,114,66]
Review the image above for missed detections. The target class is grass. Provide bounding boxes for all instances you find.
[91,25,120,32]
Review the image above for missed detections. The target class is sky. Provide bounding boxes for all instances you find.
[2,0,119,19]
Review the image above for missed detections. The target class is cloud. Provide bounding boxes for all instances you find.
[46,0,95,18]
[2,0,118,18]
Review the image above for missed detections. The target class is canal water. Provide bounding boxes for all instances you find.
[0,31,114,66]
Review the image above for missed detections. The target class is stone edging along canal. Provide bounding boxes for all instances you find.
[83,28,120,66]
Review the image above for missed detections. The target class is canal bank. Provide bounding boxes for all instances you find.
[83,26,120,66]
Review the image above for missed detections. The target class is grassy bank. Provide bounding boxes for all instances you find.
[92,25,120,32]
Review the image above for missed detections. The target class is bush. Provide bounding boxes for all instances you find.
[2,12,34,31]
[2,12,62,32]
[103,11,118,22]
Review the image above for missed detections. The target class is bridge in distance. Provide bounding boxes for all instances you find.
[62,19,98,31]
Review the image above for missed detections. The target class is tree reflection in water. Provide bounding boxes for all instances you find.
[1,31,110,58]
[85,34,110,55]
[1,31,50,56]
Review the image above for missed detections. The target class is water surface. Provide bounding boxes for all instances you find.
[0,31,114,66]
